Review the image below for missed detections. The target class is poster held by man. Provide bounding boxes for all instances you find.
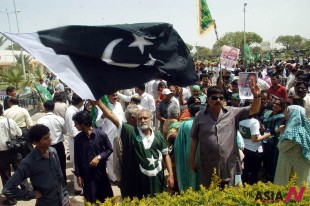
[238,72,258,99]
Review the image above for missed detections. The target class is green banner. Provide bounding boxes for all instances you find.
[198,0,215,35]
[264,53,271,61]
[33,82,52,102]
[244,43,254,63]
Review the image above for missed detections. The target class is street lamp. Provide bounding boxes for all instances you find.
[0,8,20,63]
[243,3,247,59]
[12,0,27,80]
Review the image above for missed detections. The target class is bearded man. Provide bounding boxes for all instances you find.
[93,100,174,198]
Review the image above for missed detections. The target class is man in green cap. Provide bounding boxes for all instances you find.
[231,93,241,107]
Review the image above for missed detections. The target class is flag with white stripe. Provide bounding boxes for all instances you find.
[1,23,197,99]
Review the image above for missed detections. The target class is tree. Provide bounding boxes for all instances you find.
[275,35,305,50]
[5,64,24,89]
[21,64,47,89]
[0,35,7,48]
[193,46,211,60]
[185,43,193,52]
[14,53,33,72]
[252,46,262,53]
[301,39,310,53]
[276,35,292,50]
[212,31,263,54]
[5,43,21,50]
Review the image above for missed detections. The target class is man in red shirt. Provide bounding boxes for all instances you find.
[268,73,288,100]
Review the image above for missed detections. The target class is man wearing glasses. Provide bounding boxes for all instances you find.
[190,80,261,188]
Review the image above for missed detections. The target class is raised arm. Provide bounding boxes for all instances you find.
[249,79,261,116]
[92,99,120,128]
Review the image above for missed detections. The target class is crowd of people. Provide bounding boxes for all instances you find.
[0,58,310,205]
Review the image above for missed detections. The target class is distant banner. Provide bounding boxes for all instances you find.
[238,72,257,99]
[220,45,239,69]
[197,0,215,36]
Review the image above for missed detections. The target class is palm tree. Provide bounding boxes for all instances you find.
[14,53,33,70]
[21,64,47,89]
[6,64,24,89]
[4,43,21,50]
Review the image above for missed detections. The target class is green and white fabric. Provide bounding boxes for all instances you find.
[281,105,310,161]
[239,118,262,152]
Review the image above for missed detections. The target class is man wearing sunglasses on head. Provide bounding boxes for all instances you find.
[190,79,261,189]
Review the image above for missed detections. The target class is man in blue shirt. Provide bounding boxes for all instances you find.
[2,124,70,206]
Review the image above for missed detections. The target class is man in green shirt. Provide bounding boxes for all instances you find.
[93,100,174,198]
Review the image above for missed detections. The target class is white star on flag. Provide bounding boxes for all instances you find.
[147,155,157,167]
[129,33,153,54]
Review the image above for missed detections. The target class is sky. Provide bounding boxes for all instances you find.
[1,0,309,49]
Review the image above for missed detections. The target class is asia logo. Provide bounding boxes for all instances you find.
[254,187,306,202]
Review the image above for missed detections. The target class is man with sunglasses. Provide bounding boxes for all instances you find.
[190,79,261,188]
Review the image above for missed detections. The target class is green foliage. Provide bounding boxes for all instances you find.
[252,46,262,53]
[193,46,211,60]
[96,174,310,206]
[5,43,21,50]
[33,64,47,82]
[213,31,263,52]
[276,35,306,50]
[5,64,24,89]
[185,43,193,52]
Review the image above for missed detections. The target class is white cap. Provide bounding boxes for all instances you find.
[162,88,172,95]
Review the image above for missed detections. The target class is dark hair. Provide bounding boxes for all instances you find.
[245,73,257,82]
[136,84,145,91]
[53,92,64,102]
[72,111,92,127]
[296,74,308,83]
[157,81,166,90]
[43,100,55,111]
[0,104,3,115]
[29,124,50,143]
[261,90,270,98]
[231,79,239,86]
[270,73,280,79]
[6,86,15,95]
[295,81,307,88]
[71,93,83,105]
[200,73,210,81]
[131,96,141,104]
[189,104,201,117]
[207,86,224,97]
[9,97,19,105]
[187,96,201,108]
[274,98,287,111]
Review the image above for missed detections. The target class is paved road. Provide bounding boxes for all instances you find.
[0,112,121,206]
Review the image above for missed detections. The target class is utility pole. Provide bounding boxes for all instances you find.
[13,0,27,80]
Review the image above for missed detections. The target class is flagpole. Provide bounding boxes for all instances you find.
[243,3,247,66]
[213,21,222,79]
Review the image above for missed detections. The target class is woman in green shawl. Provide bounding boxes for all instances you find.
[274,105,310,187]
[262,97,286,182]
[174,104,202,191]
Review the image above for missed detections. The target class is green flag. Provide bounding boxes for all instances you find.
[264,53,271,61]
[198,0,215,36]
[90,95,111,128]
[254,52,260,61]
[244,43,254,63]
[33,82,52,102]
